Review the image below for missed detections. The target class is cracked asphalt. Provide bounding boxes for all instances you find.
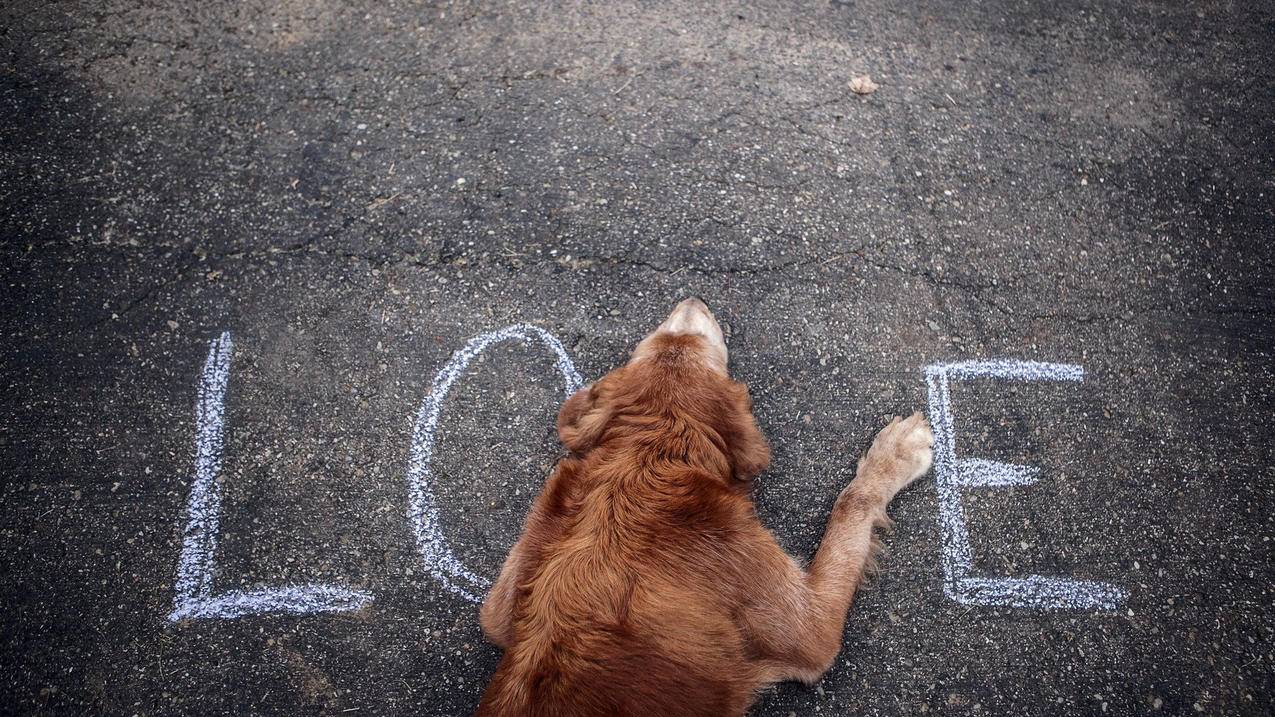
[2,0,1272,714]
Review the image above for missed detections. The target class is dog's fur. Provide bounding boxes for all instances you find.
[477,299,933,716]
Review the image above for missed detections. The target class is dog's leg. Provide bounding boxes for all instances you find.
[479,541,529,650]
[479,466,573,649]
[743,412,933,683]
[481,514,552,649]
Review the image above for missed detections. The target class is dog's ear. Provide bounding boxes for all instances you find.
[722,382,770,482]
[557,376,615,454]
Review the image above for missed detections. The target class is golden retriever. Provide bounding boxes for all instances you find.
[477,298,933,716]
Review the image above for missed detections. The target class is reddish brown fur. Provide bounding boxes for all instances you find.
[477,324,932,717]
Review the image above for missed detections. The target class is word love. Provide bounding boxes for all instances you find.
[169,327,1124,622]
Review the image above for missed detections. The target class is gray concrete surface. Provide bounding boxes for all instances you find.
[2,0,1272,714]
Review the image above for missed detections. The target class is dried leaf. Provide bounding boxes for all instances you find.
[850,75,879,95]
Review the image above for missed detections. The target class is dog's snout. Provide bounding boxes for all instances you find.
[658,297,718,337]
[681,296,710,312]
[627,297,728,372]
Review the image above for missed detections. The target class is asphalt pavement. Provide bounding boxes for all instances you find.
[2,0,1272,714]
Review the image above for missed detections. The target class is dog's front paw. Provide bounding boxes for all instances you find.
[861,412,934,495]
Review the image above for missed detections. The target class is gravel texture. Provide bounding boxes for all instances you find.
[1,0,1272,714]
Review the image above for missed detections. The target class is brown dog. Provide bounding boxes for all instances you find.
[477,298,933,716]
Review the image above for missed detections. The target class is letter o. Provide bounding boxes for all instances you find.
[404,324,582,602]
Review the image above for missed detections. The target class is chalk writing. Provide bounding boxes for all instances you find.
[404,324,583,603]
[172,332,1125,617]
[169,331,373,621]
[924,359,1127,610]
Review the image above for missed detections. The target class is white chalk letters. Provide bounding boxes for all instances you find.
[172,332,1126,620]
[924,359,1127,609]
[169,332,374,620]
[171,325,583,619]
[405,324,583,603]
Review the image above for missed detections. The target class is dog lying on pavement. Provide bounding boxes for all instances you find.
[477,298,933,716]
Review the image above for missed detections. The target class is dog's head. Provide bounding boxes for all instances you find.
[557,298,770,483]
[629,297,729,374]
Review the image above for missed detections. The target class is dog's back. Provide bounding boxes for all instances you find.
[477,419,764,716]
